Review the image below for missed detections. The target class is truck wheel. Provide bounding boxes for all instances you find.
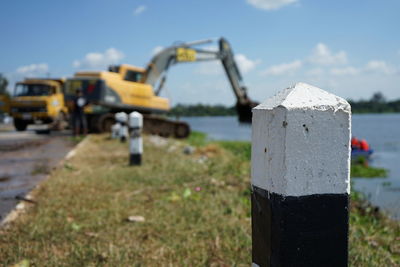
[14,119,28,131]
[96,113,115,133]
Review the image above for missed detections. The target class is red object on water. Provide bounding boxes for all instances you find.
[360,139,369,151]
[351,137,360,150]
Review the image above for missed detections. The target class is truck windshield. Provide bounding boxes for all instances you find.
[14,84,52,97]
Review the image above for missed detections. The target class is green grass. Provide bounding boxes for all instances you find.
[186,130,208,147]
[351,164,388,178]
[188,130,251,161]
[349,191,400,265]
[216,141,251,161]
[351,156,388,178]
[0,132,398,266]
[0,134,251,266]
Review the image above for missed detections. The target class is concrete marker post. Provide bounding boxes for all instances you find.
[111,113,121,139]
[117,112,129,143]
[251,83,351,267]
[128,111,143,165]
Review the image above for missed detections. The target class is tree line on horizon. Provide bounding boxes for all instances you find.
[169,92,400,117]
[169,103,236,117]
[347,92,400,113]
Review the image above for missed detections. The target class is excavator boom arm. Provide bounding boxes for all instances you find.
[142,37,258,122]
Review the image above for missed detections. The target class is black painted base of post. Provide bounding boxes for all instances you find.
[129,154,142,166]
[251,186,349,267]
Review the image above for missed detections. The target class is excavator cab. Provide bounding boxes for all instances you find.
[109,64,145,83]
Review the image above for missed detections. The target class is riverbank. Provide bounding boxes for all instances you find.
[0,134,399,265]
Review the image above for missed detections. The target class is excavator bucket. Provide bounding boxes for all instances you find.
[236,100,259,123]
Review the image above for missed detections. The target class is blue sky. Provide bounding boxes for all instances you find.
[1,0,400,105]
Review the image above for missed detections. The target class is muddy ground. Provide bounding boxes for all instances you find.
[0,125,75,221]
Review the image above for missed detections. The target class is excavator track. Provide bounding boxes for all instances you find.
[90,113,190,138]
[142,114,190,139]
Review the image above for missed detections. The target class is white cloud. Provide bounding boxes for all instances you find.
[151,46,164,56]
[309,43,347,65]
[246,0,298,10]
[364,60,396,75]
[306,68,324,77]
[73,48,125,69]
[261,60,302,76]
[330,66,359,76]
[133,5,147,16]
[3,63,50,92]
[234,54,261,73]
[16,63,49,77]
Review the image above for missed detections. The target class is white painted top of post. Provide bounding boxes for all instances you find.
[254,82,351,112]
[251,82,351,196]
[116,112,128,123]
[129,111,143,128]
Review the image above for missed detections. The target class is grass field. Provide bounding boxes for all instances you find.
[0,133,399,266]
[351,155,388,178]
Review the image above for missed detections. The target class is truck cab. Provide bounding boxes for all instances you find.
[9,79,68,131]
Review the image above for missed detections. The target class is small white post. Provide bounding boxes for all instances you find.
[251,83,351,266]
[116,112,128,142]
[111,121,121,139]
[111,112,123,139]
[128,111,143,165]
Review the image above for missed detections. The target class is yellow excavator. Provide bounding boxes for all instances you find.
[64,37,258,138]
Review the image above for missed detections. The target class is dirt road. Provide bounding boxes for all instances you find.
[0,126,75,221]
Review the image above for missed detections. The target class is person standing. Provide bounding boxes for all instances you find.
[72,88,88,136]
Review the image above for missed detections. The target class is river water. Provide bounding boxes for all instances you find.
[183,114,400,220]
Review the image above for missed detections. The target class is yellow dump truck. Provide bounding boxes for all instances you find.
[9,78,68,131]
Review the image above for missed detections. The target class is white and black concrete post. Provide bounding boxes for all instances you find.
[128,111,143,165]
[111,113,121,139]
[117,112,129,143]
[251,83,351,267]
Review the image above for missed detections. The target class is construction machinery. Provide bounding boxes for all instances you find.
[0,94,10,115]
[64,37,258,138]
[9,78,68,131]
